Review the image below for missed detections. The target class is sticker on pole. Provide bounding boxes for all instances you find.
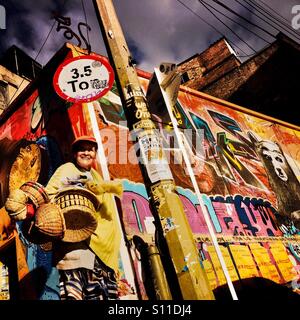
[53,55,114,103]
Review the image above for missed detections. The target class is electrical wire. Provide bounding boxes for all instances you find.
[248,0,300,34]
[255,0,292,25]
[210,0,276,39]
[199,0,259,52]
[251,0,300,36]
[81,0,91,53]
[236,0,300,41]
[6,0,70,107]
[174,0,249,56]
[200,0,272,45]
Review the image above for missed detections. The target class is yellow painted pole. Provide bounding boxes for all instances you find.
[92,0,214,300]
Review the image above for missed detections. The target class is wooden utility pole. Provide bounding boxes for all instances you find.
[92,0,214,300]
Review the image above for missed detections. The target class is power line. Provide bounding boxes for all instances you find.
[81,0,91,53]
[255,0,291,25]
[174,0,250,56]
[233,0,286,34]
[240,0,300,41]
[175,0,224,36]
[8,0,69,105]
[200,0,272,45]
[210,0,276,39]
[7,22,56,106]
[198,0,257,54]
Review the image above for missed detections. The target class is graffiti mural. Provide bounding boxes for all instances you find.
[0,49,136,300]
[1,47,300,299]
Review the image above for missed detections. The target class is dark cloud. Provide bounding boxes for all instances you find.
[0,0,299,72]
[127,37,146,66]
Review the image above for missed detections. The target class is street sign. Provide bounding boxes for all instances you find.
[53,55,114,103]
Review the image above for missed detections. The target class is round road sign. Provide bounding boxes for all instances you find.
[53,55,114,103]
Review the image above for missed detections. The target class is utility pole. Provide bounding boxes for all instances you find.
[92,0,214,300]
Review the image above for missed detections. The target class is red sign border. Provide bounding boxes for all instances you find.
[53,55,115,103]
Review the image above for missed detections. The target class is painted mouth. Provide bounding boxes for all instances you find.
[276,169,288,181]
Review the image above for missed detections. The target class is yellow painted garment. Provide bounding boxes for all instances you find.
[46,162,121,272]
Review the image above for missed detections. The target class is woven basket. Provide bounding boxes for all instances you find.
[5,189,28,221]
[35,203,66,239]
[53,187,99,243]
[20,181,49,207]
[7,205,27,221]
[21,218,55,245]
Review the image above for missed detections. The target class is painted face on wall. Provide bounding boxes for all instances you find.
[260,141,288,182]
[74,142,97,171]
[9,143,41,192]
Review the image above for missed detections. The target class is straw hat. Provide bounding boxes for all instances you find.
[53,187,100,243]
[71,135,98,152]
[35,203,66,239]
[20,181,49,207]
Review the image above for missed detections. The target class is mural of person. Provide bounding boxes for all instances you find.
[0,135,66,300]
[0,137,49,208]
[250,134,300,231]
[45,135,122,300]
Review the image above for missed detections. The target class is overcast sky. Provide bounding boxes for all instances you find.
[0,0,300,72]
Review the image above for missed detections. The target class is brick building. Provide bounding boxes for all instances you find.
[178,33,300,126]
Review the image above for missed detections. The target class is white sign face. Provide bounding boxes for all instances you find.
[53,55,114,103]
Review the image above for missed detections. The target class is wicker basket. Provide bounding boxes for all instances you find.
[7,205,27,221]
[20,181,49,207]
[53,187,100,243]
[35,203,66,239]
[5,189,28,221]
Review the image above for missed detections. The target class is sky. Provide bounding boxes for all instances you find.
[0,0,299,72]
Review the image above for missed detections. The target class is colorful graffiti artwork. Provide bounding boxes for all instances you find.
[1,48,300,299]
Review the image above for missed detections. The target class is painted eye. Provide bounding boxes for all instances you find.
[264,154,271,160]
[275,156,283,163]
[30,157,37,167]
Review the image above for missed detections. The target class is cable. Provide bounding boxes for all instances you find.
[255,0,291,25]
[199,0,258,53]
[200,0,272,46]
[81,0,91,53]
[210,0,276,39]
[248,0,300,33]
[174,0,249,56]
[7,12,58,106]
[234,0,291,35]
[238,0,300,40]
[251,0,299,34]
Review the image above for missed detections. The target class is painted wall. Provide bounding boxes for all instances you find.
[95,73,300,297]
[1,48,300,299]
